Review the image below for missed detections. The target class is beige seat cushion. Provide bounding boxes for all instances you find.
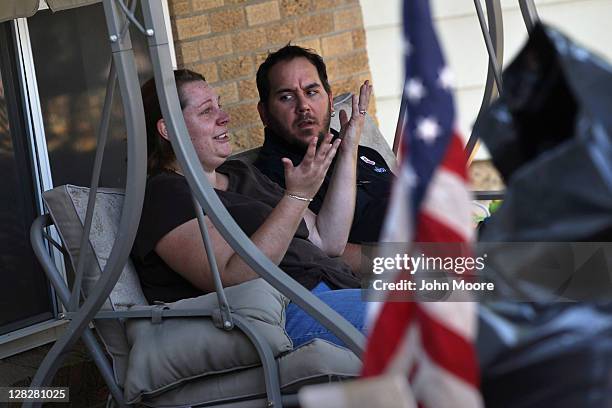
[124,278,293,404]
[143,339,361,407]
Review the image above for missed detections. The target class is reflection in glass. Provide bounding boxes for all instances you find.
[28,3,153,188]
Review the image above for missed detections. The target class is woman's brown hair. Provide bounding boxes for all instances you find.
[141,69,206,175]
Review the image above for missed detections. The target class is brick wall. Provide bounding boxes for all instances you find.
[469,160,504,191]
[168,0,375,152]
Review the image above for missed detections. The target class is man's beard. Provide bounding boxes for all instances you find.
[265,101,332,151]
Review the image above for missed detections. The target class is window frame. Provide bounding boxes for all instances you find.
[0,0,176,358]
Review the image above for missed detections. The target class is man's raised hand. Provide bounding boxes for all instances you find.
[282,133,341,200]
[338,80,373,151]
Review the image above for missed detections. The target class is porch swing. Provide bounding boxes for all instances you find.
[0,0,540,406]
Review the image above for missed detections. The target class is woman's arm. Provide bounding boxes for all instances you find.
[303,81,373,256]
[155,137,340,293]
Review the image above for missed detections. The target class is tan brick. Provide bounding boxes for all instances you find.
[297,12,333,37]
[280,0,312,17]
[264,20,298,45]
[334,6,363,31]
[170,0,375,120]
[188,61,219,83]
[226,103,260,128]
[210,8,246,33]
[469,160,504,190]
[351,28,366,50]
[238,78,259,100]
[230,128,249,151]
[331,76,364,96]
[356,71,373,84]
[231,126,265,151]
[175,41,200,65]
[293,38,322,55]
[246,1,281,26]
[321,31,353,57]
[198,34,233,58]
[312,0,336,10]
[326,51,369,80]
[232,28,267,53]
[251,126,265,145]
[192,0,223,11]
[214,82,239,104]
[218,55,254,81]
[168,0,191,16]
[330,77,350,96]
[255,51,271,70]
[175,15,211,40]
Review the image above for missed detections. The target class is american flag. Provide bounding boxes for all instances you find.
[361,0,481,406]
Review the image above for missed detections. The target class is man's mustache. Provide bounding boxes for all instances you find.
[295,115,318,126]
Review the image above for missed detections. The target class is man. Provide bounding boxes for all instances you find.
[254,45,393,248]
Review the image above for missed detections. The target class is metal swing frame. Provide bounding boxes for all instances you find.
[23,0,542,406]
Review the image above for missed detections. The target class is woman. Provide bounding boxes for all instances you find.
[132,69,371,347]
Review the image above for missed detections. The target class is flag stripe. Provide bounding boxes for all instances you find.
[387,322,420,375]
[412,344,483,407]
[416,306,480,387]
[382,166,415,243]
[362,302,417,376]
[421,168,474,241]
[420,302,478,341]
[415,212,465,243]
[439,132,470,181]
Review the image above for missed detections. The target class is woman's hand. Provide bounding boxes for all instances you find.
[338,80,373,152]
[283,132,341,199]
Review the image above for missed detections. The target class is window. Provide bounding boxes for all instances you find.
[0,22,54,335]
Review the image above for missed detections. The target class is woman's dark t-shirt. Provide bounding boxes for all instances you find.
[131,160,360,303]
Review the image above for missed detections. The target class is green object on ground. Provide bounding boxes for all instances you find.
[489,200,503,214]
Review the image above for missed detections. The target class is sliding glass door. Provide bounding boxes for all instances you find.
[0,22,54,335]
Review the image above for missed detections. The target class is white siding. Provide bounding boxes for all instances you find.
[360,0,612,159]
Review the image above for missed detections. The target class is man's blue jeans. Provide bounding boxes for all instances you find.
[285,282,366,348]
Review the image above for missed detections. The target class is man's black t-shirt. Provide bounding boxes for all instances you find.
[253,128,394,243]
[131,160,360,304]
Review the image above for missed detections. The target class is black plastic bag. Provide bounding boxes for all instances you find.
[474,23,612,243]
[472,23,612,407]
[478,302,612,408]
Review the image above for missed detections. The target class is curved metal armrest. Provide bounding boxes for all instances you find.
[31,214,70,304]
[30,214,127,407]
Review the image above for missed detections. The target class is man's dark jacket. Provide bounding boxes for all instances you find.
[253,128,394,243]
